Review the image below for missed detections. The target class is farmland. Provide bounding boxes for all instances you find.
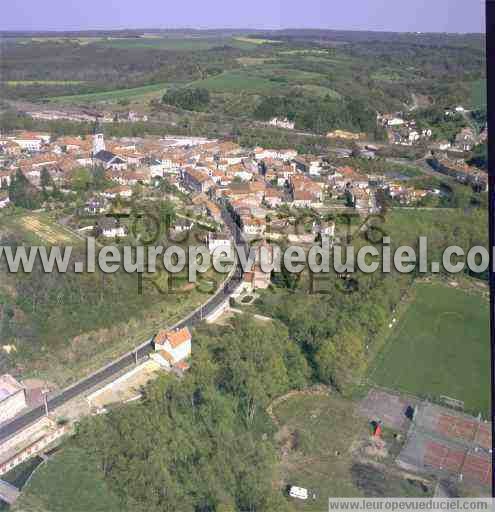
[98,36,260,50]
[188,70,279,94]
[6,80,86,86]
[48,82,169,104]
[369,282,490,416]
[2,29,484,131]
[0,212,81,246]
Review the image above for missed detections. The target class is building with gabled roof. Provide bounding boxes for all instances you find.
[154,327,192,366]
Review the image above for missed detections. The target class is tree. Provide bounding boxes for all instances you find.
[71,168,92,192]
[40,167,53,189]
[315,327,366,394]
[8,169,41,209]
[162,88,210,112]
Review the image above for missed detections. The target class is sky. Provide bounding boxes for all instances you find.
[1,0,486,33]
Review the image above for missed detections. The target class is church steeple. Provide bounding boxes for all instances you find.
[92,117,105,156]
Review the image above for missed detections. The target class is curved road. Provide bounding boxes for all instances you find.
[0,208,246,443]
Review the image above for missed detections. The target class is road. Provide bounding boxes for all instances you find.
[0,208,245,443]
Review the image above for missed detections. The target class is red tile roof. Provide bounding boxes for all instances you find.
[155,327,191,348]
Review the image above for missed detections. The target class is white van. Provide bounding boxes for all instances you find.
[289,486,308,500]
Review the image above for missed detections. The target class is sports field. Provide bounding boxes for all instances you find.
[370,283,490,415]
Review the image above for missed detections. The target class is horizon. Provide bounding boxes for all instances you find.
[1,0,486,34]
[0,27,487,35]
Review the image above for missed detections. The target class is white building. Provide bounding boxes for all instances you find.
[93,133,106,155]
[269,117,295,130]
[154,327,191,366]
[387,118,405,127]
[0,375,27,424]
[97,217,127,238]
[12,136,42,152]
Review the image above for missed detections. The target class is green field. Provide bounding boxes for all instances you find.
[49,82,169,104]
[98,36,259,51]
[188,70,279,93]
[369,282,490,415]
[299,84,342,99]
[13,448,124,512]
[471,79,487,110]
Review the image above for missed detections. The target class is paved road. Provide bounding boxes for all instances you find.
[0,208,245,443]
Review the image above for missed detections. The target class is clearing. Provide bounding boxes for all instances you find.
[273,393,431,510]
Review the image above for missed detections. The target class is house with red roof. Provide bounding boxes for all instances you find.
[153,327,192,366]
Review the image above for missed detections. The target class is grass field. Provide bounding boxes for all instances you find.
[299,84,342,99]
[471,79,487,110]
[369,282,490,415]
[48,82,169,104]
[188,70,279,94]
[274,393,432,509]
[13,448,124,512]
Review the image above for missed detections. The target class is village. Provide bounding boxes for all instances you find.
[0,103,490,506]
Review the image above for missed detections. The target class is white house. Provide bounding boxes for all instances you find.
[154,327,191,366]
[387,118,405,127]
[269,117,295,130]
[101,186,133,199]
[12,135,42,152]
[97,217,127,238]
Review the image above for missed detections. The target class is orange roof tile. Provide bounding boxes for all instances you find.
[155,327,191,348]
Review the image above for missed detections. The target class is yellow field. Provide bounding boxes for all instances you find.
[234,36,282,45]
[28,37,103,45]
[18,215,78,245]
[6,80,85,86]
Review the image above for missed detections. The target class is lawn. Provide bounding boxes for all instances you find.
[369,282,490,415]
[48,82,169,104]
[273,393,431,509]
[12,448,125,512]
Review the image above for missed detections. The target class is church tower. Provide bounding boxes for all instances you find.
[92,116,105,156]
[93,132,105,155]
